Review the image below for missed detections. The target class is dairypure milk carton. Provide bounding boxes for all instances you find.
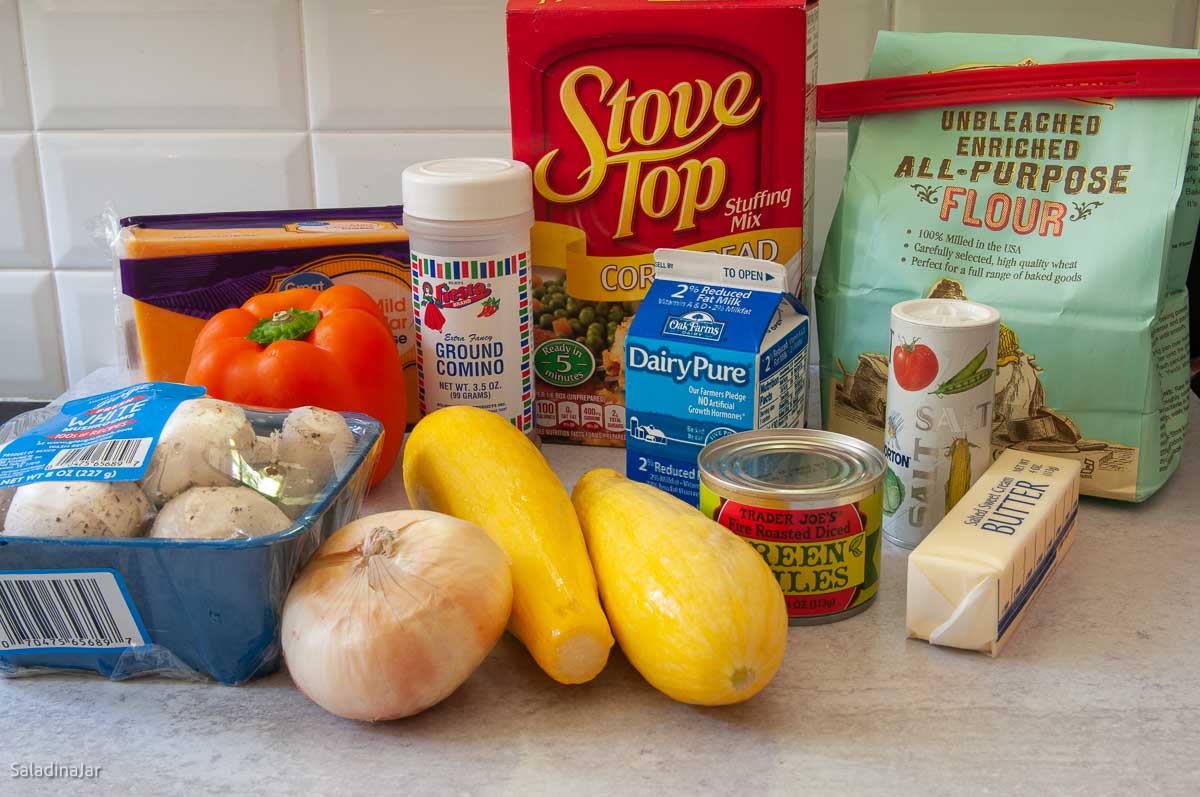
[625,249,809,504]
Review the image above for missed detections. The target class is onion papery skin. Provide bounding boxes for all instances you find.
[282,510,513,721]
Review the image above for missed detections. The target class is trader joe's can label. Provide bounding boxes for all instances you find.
[698,429,885,625]
[701,487,881,621]
[412,252,533,433]
[882,299,1000,549]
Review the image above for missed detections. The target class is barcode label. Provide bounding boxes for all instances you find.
[45,437,152,471]
[0,571,147,652]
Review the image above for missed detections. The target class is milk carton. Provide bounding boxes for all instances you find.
[625,249,809,504]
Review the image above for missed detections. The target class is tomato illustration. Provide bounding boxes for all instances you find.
[892,340,938,391]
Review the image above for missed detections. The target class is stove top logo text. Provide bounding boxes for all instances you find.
[534,65,762,240]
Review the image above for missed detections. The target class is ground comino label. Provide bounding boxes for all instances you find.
[412,252,533,433]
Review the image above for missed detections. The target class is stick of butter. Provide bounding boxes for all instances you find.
[906,449,1081,656]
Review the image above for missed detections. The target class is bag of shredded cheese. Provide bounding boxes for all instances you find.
[816,32,1199,501]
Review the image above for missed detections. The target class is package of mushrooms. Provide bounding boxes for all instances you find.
[0,376,382,684]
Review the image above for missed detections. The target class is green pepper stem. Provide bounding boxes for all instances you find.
[246,307,321,345]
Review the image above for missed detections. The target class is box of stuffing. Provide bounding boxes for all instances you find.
[906,449,1081,655]
[113,207,417,423]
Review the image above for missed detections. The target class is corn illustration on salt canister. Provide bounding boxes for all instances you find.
[882,299,1000,549]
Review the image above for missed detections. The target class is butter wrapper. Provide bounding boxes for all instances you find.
[906,449,1081,655]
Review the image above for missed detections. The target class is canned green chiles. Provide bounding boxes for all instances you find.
[699,430,886,625]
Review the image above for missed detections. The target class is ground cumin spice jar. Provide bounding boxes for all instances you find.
[699,429,885,625]
[402,158,535,433]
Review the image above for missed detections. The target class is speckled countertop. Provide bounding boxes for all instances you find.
[3,401,1198,796]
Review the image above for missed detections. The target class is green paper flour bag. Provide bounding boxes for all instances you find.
[817,32,1198,501]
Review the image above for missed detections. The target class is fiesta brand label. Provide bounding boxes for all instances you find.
[434,281,492,310]
[701,486,882,619]
[412,253,533,433]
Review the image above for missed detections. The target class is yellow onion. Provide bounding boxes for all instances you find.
[281,510,512,721]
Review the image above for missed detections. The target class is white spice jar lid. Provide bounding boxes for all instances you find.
[401,158,533,222]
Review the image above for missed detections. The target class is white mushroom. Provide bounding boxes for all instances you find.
[278,408,352,489]
[249,431,281,468]
[139,398,256,506]
[275,407,355,515]
[148,487,291,541]
[3,481,151,538]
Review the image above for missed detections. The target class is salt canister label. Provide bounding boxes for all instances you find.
[412,251,534,433]
[883,299,1000,549]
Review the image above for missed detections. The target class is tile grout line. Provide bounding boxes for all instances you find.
[296,0,318,205]
[13,0,36,132]
[14,0,68,395]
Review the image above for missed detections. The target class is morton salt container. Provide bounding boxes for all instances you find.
[699,429,885,625]
[882,299,1000,549]
[402,158,535,433]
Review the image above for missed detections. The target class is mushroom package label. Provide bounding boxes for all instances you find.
[816,31,1200,502]
[0,382,204,487]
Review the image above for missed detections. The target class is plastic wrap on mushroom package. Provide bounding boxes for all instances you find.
[0,376,382,684]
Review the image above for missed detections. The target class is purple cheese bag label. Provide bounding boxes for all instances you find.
[0,383,204,487]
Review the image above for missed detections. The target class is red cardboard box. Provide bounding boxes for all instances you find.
[507,0,817,446]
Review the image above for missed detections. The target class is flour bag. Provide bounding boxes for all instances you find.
[817,32,1199,501]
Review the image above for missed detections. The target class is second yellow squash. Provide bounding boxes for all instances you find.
[573,468,788,705]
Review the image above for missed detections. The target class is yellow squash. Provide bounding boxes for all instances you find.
[572,469,788,705]
[403,406,613,684]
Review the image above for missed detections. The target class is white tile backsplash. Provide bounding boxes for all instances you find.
[893,0,1199,48]
[817,0,890,83]
[0,271,65,397]
[39,132,313,269]
[313,131,511,207]
[0,0,31,129]
[54,270,118,384]
[0,0,1195,397]
[20,0,307,129]
[0,134,49,267]
[303,0,510,130]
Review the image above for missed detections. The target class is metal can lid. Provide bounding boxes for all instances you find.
[698,429,885,507]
